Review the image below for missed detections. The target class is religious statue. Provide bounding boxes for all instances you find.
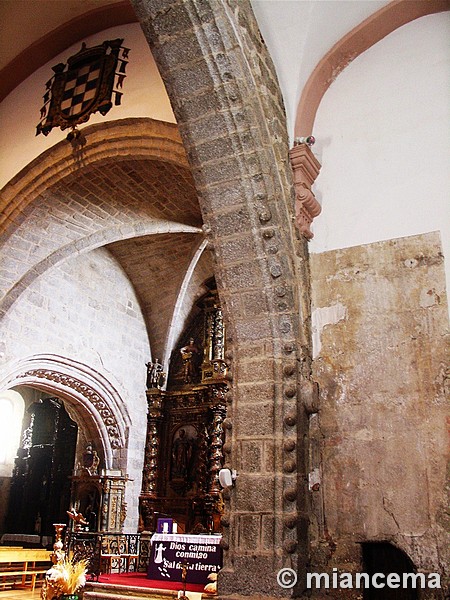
[154,542,166,564]
[81,443,100,476]
[85,504,98,531]
[171,428,193,480]
[146,358,165,389]
[180,338,199,383]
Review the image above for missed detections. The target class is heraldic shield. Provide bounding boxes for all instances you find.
[36,38,129,136]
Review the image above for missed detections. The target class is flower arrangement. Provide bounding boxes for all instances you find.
[42,557,88,600]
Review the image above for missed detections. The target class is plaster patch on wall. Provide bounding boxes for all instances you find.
[419,287,441,309]
[312,303,347,358]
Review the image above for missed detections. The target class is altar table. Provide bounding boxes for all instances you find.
[147,533,222,586]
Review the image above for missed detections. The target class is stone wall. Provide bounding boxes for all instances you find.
[1,247,150,530]
[309,231,449,597]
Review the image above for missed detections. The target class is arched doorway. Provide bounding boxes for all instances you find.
[0,354,131,541]
[362,542,418,600]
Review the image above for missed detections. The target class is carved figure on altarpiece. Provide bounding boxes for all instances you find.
[81,443,100,476]
[146,359,166,389]
[179,338,201,384]
[170,425,198,494]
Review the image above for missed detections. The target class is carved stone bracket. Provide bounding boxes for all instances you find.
[289,143,322,240]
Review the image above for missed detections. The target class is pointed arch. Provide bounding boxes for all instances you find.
[295,0,450,136]
[0,117,189,236]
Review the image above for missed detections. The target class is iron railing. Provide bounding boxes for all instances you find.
[65,532,143,579]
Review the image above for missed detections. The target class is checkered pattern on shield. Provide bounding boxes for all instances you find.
[36,39,129,136]
[60,61,102,118]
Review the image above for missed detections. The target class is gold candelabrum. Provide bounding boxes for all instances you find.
[51,523,66,564]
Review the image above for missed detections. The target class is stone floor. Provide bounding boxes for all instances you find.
[0,589,42,600]
[0,583,204,600]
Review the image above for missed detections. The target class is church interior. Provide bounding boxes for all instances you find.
[0,1,448,599]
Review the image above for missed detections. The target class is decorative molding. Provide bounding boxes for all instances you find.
[22,368,122,449]
[0,353,129,468]
[289,143,322,239]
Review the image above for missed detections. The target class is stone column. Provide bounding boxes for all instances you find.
[129,1,313,595]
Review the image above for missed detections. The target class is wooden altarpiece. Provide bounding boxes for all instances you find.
[139,285,229,534]
[69,435,128,534]
[69,467,128,534]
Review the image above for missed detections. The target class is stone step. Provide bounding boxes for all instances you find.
[84,581,204,600]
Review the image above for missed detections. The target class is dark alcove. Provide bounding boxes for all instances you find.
[362,542,418,600]
[6,397,77,540]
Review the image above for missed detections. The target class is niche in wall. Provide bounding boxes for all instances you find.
[362,542,418,600]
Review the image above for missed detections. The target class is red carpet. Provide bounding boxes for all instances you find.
[98,572,206,593]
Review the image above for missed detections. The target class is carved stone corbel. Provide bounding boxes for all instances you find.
[289,143,322,239]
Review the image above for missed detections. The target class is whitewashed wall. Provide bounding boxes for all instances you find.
[0,23,175,189]
[310,13,450,295]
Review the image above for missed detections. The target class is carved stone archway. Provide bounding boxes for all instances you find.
[0,354,130,470]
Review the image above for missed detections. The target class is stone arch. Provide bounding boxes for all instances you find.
[164,237,209,370]
[0,221,201,318]
[361,541,419,599]
[0,117,189,236]
[130,1,312,596]
[294,0,449,136]
[0,354,130,471]
[0,116,203,317]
